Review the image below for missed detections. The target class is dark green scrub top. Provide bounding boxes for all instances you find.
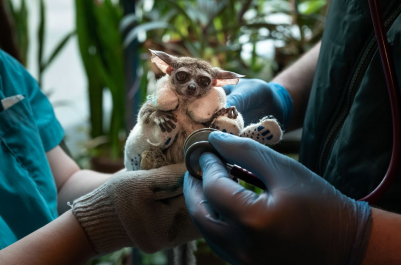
[299,0,401,212]
[0,50,64,249]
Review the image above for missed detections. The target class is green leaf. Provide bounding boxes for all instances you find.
[7,0,29,66]
[75,0,126,157]
[41,31,76,72]
[184,40,200,58]
[161,9,178,22]
[75,0,105,138]
[19,0,29,66]
[213,17,225,44]
[204,1,227,32]
[251,41,257,69]
[209,22,284,36]
[152,40,192,56]
[123,21,173,47]
[164,0,202,39]
[298,0,326,15]
[119,13,137,32]
[7,0,15,18]
[37,0,46,86]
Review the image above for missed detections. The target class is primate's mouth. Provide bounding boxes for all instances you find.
[179,89,196,96]
[180,94,197,101]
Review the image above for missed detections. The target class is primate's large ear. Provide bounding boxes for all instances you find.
[149,49,176,75]
[212,68,245,87]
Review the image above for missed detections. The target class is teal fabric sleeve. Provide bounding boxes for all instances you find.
[268,82,293,129]
[0,50,64,151]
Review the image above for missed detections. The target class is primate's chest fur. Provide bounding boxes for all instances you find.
[164,98,205,164]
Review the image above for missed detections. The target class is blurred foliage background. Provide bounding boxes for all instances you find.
[0,0,329,264]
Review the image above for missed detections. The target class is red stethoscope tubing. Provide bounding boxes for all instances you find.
[359,0,401,204]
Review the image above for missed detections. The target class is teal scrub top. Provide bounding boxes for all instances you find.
[0,50,64,249]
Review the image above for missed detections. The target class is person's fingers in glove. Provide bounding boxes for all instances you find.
[224,79,293,129]
[184,131,372,265]
[72,163,200,254]
[184,168,243,265]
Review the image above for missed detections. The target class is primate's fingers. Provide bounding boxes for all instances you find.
[167,113,177,122]
[167,120,176,129]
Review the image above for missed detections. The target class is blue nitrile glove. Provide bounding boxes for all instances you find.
[184,132,372,265]
[224,79,293,130]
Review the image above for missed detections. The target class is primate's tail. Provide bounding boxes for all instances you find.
[173,241,197,265]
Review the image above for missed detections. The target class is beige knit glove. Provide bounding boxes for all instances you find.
[71,163,200,254]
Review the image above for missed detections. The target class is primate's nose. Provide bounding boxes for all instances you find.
[187,84,196,93]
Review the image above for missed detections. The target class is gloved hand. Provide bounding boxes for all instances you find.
[184,132,372,265]
[224,79,293,129]
[71,163,200,254]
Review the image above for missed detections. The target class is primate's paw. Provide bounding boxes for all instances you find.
[213,106,238,120]
[240,116,282,145]
[150,111,177,132]
[210,110,244,136]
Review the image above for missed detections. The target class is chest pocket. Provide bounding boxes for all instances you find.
[0,94,57,248]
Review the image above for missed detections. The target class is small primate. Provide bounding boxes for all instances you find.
[124,50,282,265]
[125,50,282,172]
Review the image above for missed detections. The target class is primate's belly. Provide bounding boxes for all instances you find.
[164,103,206,164]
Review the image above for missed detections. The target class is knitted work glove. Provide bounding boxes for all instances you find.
[71,163,200,254]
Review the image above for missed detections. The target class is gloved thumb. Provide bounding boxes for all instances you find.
[208,131,296,190]
[199,152,259,220]
[224,84,245,112]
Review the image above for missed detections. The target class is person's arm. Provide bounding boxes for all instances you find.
[362,208,401,265]
[0,151,199,264]
[46,146,114,213]
[272,41,321,130]
[0,211,96,265]
[0,146,116,264]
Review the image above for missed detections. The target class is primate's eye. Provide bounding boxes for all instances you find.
[199,76,211,87]
[176,71,189,82]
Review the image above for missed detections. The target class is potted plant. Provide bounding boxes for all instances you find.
[75,0,128,172]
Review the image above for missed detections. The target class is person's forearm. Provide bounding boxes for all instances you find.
[362,207,401,265]
[0,211,97,265]
[46,146,118,213]
[272,41,321,130]
[58,169,113,213]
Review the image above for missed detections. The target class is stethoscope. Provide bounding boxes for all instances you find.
[360,0,401,204]
[184,0,401,205]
